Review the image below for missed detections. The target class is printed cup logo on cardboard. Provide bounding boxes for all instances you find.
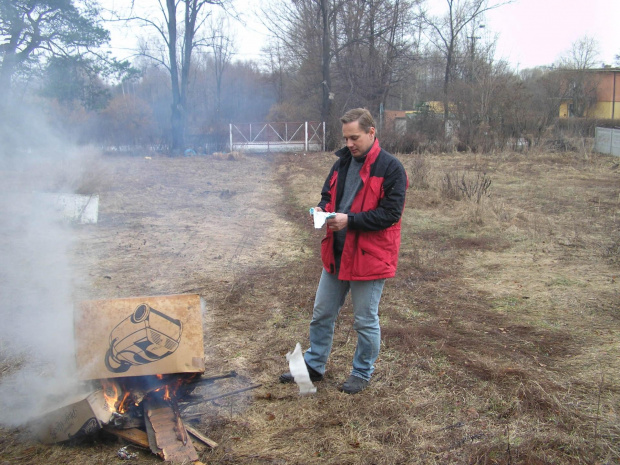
[76,294,205,380]
[105,303,183,373]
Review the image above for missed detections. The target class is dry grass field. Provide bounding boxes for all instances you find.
[0,147,618,464]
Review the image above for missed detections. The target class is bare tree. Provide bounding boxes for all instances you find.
[205,14,236,124]
[333,0,419,113]
[520,67,564,144]
[127,0,228,153]
[556,36,600,117]
[265,39,287,105]
[260,0,347,124]
[420,0,509,130]
[261,0,418,140]
[559,35,600,70]
[98,93,158,149]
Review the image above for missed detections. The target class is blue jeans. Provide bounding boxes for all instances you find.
[304,269,386,381]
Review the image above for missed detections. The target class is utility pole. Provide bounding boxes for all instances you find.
[467,24,485,82]
[466,23,485,147]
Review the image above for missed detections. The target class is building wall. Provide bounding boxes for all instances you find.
[586,101,620,119]
[560,69,620,120]
[383,110,407,132]
[595,71,620,103]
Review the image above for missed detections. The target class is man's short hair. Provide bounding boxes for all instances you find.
[340,108,375,133]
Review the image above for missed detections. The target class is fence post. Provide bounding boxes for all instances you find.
[304,121,308,152]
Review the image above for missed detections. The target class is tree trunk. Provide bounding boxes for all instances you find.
[167,0,184,154]
[443,48,452,132]
[0,56,15,101]
[320,0,331,125]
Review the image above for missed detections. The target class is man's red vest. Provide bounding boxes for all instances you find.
[319,139,408,280]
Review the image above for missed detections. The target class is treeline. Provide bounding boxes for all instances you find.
[1,0,615,155]
[40,57,276,153]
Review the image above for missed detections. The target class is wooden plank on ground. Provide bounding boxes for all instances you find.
[102,426,150,448]
[185,424,218,448]
[144,397,198,463]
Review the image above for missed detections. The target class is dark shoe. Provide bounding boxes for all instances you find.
[340,375,369,394]
[279,363,323,383]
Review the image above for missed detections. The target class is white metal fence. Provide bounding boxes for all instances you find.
[594,127,620,156]
[229,122,325,153]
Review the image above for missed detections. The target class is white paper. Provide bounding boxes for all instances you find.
[285,343,316,395]
[309,208,336,229]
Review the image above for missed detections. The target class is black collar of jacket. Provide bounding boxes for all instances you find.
[335,146,351,159]
[335,146,368,163]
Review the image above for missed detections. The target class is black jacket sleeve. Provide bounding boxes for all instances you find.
[317,161,339,211]
[349,156,408,231]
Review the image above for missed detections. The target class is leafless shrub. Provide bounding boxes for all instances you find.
[490,199,514,223]
[441,171,461,201]
[406,155,431,190]
[544,137,579,153]
[73,153,112,195]
[441,170,492,203]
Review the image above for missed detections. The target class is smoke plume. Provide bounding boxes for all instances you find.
[0,104,96,426]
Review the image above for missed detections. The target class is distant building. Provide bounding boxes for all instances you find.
[383,110,408,135]
[559,68,620,120]
[382,102,456,135]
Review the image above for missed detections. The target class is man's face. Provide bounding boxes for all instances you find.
[342,121,376,158]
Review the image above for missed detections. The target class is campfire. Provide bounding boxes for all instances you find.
[99,372,237,462]
[31,294,259,463]
[101,373,194,419]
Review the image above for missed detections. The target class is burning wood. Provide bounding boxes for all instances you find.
[31,295,238,461]
[32,370,246,463]
[101,373,201,416]
[98,372,223,461]
[144,395,198,462]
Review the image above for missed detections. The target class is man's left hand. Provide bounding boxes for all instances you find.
[326,213,348,231]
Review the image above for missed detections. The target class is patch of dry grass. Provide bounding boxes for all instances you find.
[193,150,619,464]
[0,149,618,464]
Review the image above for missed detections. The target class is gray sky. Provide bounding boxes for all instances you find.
[482,0,619,69]
[102,0,619,70]
[229,0,620,69]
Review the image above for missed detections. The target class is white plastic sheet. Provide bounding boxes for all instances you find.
[285,343,316,395]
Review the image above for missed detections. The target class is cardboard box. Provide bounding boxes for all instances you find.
[32,390,113,444]
[35,192,100,224]
[75,294,205,380]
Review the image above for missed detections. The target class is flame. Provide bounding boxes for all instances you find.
[150,376,178,402]
[101,374,192,415]
[101,379,132,414]
[101,379,121,412]
[118,391,131,413]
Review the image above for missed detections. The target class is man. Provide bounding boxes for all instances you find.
[280,108,408,394]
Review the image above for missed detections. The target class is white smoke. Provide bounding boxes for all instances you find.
[0,106,96,426]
